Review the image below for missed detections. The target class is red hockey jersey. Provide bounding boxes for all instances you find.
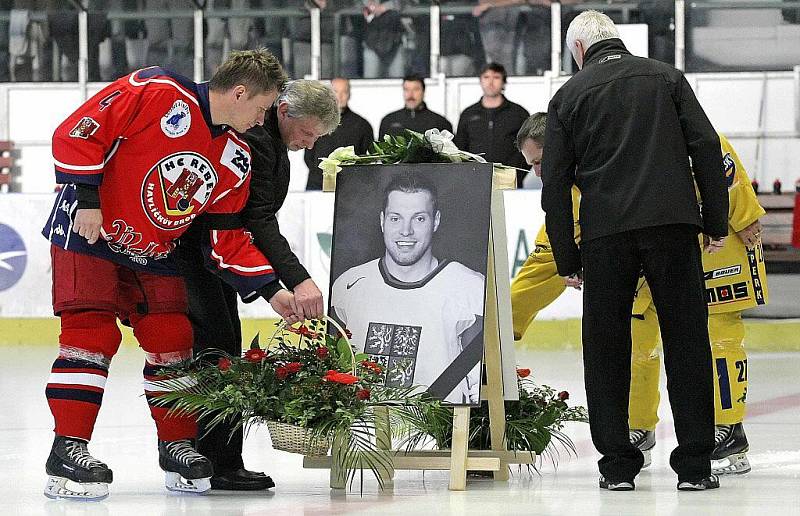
[43,67,276,297]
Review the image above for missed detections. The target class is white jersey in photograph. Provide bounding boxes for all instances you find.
[331,258,486,403]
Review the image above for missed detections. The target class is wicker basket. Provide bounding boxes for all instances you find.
[264,316,352,456]
[266,420,331,456]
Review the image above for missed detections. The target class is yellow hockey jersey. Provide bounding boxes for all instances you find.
[633,135,769,314]
[535,186,582,248]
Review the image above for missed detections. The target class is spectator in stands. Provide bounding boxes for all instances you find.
[305,77,374,189]
[453,62,529,185]
[290,0,355,79]
[472,0,522,73]
[379,74,452,138]
[520,1,551,75]
[439,0,484,76]
[362,0,404,78]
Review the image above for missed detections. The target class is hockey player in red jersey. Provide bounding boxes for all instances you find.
[41,49,293,500]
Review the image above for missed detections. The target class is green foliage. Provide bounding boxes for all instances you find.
[404,374,588,468]
[151,319,447,491]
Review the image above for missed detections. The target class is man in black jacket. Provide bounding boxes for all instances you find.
[541,11,728,492]
[174,80,340,490]
[305,78,374,190]
[378,74,452,138]
[453,63,529,186]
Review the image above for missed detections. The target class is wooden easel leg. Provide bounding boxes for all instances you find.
[448,406,470,491]
[375,406,394,488]
[484,218,510,481]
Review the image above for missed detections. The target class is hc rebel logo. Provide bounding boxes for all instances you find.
[0,223,27,291]
[140,152,217,230]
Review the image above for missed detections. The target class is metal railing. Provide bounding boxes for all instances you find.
[0,0,799,97]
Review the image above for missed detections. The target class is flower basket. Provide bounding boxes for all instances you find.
[266,420,332,456]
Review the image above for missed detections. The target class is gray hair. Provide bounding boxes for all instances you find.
[515,112,547,150]
[566,10,620,56]
[277,80,340,134]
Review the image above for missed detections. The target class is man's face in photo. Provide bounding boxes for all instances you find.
[381,190,441,266]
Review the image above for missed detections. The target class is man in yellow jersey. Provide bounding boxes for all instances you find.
[628,134,767,475]
[511,117,767,475]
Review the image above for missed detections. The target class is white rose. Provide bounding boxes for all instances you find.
[328,145,357,161]
[425,128,487,163]
[424,129,461,156]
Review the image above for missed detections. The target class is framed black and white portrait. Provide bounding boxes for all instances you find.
[328,163,494,406]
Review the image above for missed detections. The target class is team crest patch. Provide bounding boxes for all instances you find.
[160,100,191,138]
[364,322,421,388]
[723,152,736,188]
[140,152,217,230]
[69,117,100,139]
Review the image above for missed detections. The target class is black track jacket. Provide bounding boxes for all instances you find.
[541,38,728,276]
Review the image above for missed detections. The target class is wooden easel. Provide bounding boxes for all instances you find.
[307,172,535,490]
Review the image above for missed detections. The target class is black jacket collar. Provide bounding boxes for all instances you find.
[265,105,285,148]
[405,102,428,114]
[582,38,631,69]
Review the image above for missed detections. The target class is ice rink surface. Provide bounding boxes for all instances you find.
[3,344,799,516]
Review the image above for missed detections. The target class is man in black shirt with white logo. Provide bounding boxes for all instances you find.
[454,62,529,186]
[379,74,452,138]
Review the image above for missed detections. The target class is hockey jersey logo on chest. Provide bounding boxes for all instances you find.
[141,152,217,230]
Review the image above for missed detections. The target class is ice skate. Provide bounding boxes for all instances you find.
[44,436,113,501]
[158,439,213,494]
[711,422,751,475]
[629,429,656,469]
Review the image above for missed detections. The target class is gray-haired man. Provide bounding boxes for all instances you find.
[174,79,340,490]
[541,10,727,493]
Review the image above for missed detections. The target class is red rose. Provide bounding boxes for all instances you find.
[558,391,569,401]
[275,367,288,380]
[323,370,359,385]
[344,329,353,339]
[356,389,371,400]
[285,362,302,374]
[360,360,382,374]
[315,347,329,359]
[218,357,232,371]
[516,368,531,378]
[244,348,267,363]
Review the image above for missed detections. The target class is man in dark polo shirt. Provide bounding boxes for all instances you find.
[379,74,452,138]
[305,77,374,190]
[454,62,529,186]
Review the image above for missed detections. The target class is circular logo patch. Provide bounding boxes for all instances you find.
[141,152,218,231]
[161,100,191,138]
[0,223,27,291]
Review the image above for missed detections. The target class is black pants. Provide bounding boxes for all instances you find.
[580,224,714,482]
[173,234,245,473]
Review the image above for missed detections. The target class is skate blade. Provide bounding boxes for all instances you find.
[164,472,211,494]
[641,449,652,469]
[44,476,109,501]
[711,452,751,475]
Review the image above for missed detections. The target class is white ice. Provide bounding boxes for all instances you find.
[3,344,799,516]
